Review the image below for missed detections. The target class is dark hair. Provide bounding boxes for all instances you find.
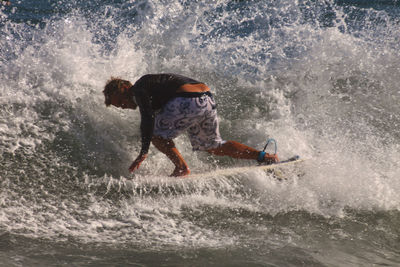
[103,77,132,106]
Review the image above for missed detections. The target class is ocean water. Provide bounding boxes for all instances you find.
[1,0,400,266]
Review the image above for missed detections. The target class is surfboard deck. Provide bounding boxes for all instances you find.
[101,156,303,196]
[188,155,303,179]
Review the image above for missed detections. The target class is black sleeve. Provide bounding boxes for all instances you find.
[134,88,154,155]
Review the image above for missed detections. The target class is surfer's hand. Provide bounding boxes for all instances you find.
[129,153,147,173]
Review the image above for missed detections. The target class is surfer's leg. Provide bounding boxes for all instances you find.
[152,135,190,177]
[153,97,198,177]
[206,141,279,163]
[206,140,258,159]
[186,94,278,164]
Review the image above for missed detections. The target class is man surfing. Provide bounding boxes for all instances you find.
[103,73,279,177]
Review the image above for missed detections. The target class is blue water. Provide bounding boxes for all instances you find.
[1,0,400,266]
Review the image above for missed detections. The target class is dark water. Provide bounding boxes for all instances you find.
[1,0,400,266]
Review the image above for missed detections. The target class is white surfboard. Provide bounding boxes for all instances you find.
[188,155,303,179]
[101,156,303,196]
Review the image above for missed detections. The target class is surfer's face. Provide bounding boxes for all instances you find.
[107,93,137,110]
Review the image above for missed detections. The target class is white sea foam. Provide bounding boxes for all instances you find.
[1,0,399,251]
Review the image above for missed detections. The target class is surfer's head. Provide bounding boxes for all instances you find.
[103,77,137,109]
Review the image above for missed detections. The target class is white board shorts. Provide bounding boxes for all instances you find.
[154,94,226,151]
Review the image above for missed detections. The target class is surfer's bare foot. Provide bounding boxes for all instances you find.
[264,153,279,164]
[170,167,190,177]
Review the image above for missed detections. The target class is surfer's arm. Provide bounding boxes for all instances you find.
[128,89,154,173]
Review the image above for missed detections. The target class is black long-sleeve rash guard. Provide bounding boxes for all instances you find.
[129,73,204,155]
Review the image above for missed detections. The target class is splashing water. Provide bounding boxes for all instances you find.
[1,0,400,265]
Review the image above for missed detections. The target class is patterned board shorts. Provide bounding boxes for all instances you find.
[154,94,226,151]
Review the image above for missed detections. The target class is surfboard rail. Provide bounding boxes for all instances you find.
[188,155,303,178]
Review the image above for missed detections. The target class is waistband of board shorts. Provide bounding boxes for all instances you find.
[175,91,213,98]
